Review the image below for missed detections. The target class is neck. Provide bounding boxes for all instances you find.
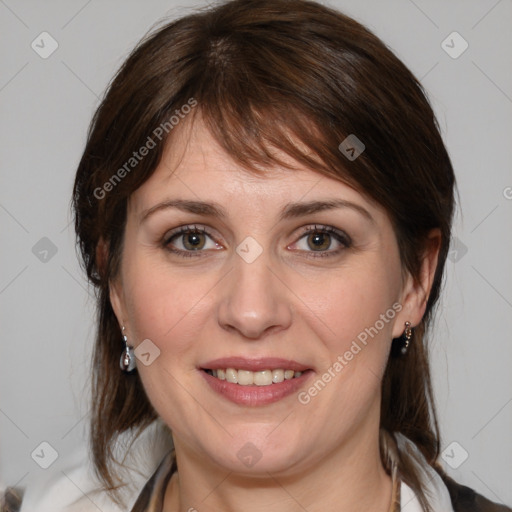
[163,424,393,512]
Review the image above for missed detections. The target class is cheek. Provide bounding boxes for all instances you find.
[295,263,402,415]
[120,256,215,414]
[121,254,214,353]
[300,258,402,351]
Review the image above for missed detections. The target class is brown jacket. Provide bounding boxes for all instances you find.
[441,473,512,512]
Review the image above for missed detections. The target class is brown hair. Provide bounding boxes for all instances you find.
[72,0,455,509]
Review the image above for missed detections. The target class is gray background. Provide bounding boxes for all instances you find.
[1,0,511,505]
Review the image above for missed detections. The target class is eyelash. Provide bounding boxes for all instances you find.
[162,224,352,259]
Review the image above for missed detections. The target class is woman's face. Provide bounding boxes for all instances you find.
[110,118,431,475]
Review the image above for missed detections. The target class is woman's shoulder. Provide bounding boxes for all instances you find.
[389,430,511,512]
[4,442,137,512]
[2,420,173,512]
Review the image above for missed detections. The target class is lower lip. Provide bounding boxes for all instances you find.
[200,369,313,406]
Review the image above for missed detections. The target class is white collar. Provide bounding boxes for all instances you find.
[392,432,455,512]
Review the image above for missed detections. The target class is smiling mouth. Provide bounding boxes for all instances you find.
[202,368,306,386]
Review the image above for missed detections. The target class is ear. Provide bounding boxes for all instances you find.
[109,276,127,330]
[96,238,126,328]
[392,228,442,338]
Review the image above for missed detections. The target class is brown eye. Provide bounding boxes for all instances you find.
[307,232,331,251]
[181,230,206,250]
[292,225,352,258]
[163,225,223,258]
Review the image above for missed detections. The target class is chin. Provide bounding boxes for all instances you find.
[203,430,306,475]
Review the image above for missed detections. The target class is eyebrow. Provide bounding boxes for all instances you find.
[140,198,374,223]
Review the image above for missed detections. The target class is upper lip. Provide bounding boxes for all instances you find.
[200,357,311,372]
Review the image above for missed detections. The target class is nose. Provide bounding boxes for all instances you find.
[216,247,293,340]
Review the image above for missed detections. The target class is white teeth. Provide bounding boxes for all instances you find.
[253,370,272,386]
[225,368,238,383]
[272,369,284,383]
[208,368,305,386]
[237,370,254,386]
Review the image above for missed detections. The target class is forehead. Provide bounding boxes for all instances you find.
[128,116,383,221]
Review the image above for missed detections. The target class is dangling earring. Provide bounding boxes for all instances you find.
[120,326,136,373]
[401,321,412,355]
